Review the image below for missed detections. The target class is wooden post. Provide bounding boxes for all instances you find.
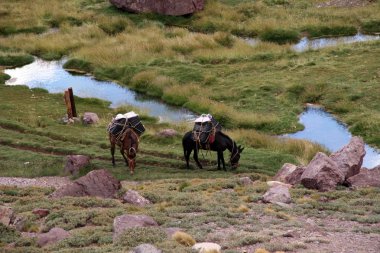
[64,90,73,119]
[68,87,77,117]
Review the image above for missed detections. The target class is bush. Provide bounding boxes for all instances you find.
[114,227,166,247]
[0,54,34,67]
[63,58,94,73]
[260,29,299,44]
[362,20,380,34]
[303,25,357,38]
[172,231,196,246]
[0,72,11,84]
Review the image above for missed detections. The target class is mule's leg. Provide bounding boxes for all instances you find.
[184,148,192,169]
[217,151,222,170]
[193,148,203,169]
[111,144,116,166]
[120,146,128,166]
[220,151,226,171]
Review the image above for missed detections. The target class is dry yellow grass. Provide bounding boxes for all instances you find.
[172,231,196,246]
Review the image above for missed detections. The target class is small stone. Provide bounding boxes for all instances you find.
[82,112,99,125]
[192,242,222,253]
[157,129,178,138]
[113,214,158,241]
[262,185,292,204]
[122,190,151,206]
[132,244,162,253]
[64,155,90,175]
[239,177,253,186]
[0,206,14,226]
[37,227,70,247]
[32,208,50,218]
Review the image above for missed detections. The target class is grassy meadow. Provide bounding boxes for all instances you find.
[1,0,380,251]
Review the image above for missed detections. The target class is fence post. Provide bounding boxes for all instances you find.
[64,90,73,119]
[68,87,77,117]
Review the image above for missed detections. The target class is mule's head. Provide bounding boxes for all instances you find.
[230,145,244,169]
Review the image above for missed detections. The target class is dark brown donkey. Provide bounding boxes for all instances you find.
[109,128,139,174]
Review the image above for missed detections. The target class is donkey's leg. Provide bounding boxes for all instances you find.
[217,151,222,170]
[111,144,116,166]
[220,151,226,171]
[184,148,192,169]
[193,148,203,169]
[120,146,128,166]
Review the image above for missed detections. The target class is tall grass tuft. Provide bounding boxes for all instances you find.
[172,231,196,246]
[260,29,299,44]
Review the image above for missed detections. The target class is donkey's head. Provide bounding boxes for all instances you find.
[230,144,244,169]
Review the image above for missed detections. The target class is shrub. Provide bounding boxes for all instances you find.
[0,54,34,67]
[0,72,11,84]
[260,29,299,44]
[303,25,357,38]
[63,58,93,73]
[214,32,235,48]
[115,227,166,247]
[362,20,380,34]
[172,231,196,246]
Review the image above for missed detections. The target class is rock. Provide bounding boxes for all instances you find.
[132,244,162,253]
[13,216,27,232]
[37,227,70,247]
[262,185,291,204]
[301,152,344,191]
[346,166,380,188]
[64,155,90,175]
[274,163,305,185]
[330,136,365,179]
[0,206,14,226]
[109,0,205,16]
[32,208,50,218]
[192,242,222,253]
[238,177,253,186]
[50,169,121,199]
[164,227,182,238]
[266,181,292,188]
[82,112,99,125]
[113,214,158,241]
[157,129,178,138]
[122,190,151,206]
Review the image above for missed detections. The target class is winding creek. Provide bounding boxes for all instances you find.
[5,58,195,122]
[4,30,380,168]
[284,106,380,168]
[244,33,380,52]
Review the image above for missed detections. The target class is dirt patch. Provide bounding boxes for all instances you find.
[316,0,375,8]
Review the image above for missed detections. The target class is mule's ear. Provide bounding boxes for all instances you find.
[239,147,245,153]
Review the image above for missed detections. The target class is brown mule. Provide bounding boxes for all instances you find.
[109,128,139,175]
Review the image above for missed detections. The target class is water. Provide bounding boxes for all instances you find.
[243,33,380,52]
[284,105,380,168]
[292,33,380,52]
[4,58,195,122]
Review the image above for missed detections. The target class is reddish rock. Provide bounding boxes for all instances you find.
[0,206,14,226]
[122,190,151,206]
[37,227,70,247]
[346,166,380,188]
[301,152,344,191]
[330,136,365,179]
[262,184,291,204]
[274,163,305,185]
[50,169,121,199]
[109,0,205,16]
[64,155,90,175]
[32,208,50,218]
[82,112,99,125]
[113,214,158,241]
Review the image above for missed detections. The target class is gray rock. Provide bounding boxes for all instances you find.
[164,227,182,238]
[262,185,291,204]
[301,152,344,191]
[37,227,70,247]
[109,0,205,16]
[157,129,178,138]
[330,136,365,179]
[113,214,158,241]
[0,206,14,226]
[192,242,222,253]
[122,190,151,206]
[32,208,50,218]
[50,169,121,199]
[64,155,90,175]
[82,112,99,125]
[132,244,162,253]
[274,163,305,185]
[238,177,253,186]
[346,166,380,188]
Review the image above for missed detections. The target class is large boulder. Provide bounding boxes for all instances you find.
[109,0,205,16]
[346,166,380,188]
[301,152,345,191]
[82,112,99,125]
[113,214,158,241]
[0,206,14,226]
[330,136,365,179]
[64,155,90,175]
[37,227,70,247]
[50,169,121,199]
[122,190,152,206]
[273,163,305,185]
[262,184,291,204]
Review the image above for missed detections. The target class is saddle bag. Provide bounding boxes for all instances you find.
[107,112,145,138]
[192,114,221,144]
